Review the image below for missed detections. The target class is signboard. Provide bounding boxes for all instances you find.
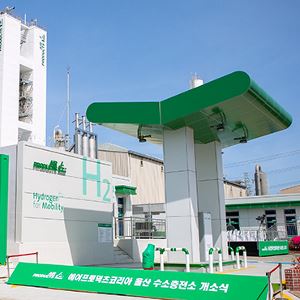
[8,263,268,300]
[97,224,112,243]
[258,240,289,257]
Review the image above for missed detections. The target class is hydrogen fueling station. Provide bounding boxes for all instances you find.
[87,71,292,266]
[0,7,299,300]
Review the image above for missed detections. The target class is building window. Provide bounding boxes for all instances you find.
[140,160,143,167]
[226,211,240,230]
[284,208,298,236]
[265,210,276,229]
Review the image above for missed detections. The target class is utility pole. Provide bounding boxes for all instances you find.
[66,67,71,150]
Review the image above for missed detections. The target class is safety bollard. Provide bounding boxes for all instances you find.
[182,248,190,272]
[218,248,223,272]
[243,249,248,268]
[228,246,235,261]
[156,247,190,272]
[208,247,215,273]
[235,246,247,269]
[158,248,165,271]
[208,247,223,273]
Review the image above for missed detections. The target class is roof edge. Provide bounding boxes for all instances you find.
[249,79,292,128]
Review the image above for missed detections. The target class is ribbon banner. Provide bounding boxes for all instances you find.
[8,263,268,299]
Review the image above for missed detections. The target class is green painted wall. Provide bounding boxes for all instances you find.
[0,154,9,265]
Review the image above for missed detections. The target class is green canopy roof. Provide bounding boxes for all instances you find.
[115,185,137,195]
[87,71,292,148]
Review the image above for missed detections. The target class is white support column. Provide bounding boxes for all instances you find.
[195,141,228,259]
[163,127,200,263]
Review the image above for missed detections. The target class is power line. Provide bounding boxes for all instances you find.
[224,149,300,168]
[269,180,300,189]
[227,165,300,181]
[268,165,300,174]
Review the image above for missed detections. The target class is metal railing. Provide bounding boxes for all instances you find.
[114,217,166,239]
[6,252,38,278]
[266,263,283,300]
[227,223,298,242]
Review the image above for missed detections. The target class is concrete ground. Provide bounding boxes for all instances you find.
[0,254,299,300]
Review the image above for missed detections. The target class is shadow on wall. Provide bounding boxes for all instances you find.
[63,207,114,266]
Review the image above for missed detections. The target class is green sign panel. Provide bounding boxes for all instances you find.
[258,240,289,257]
[0,154,9,265]
[8,263,268,299]
[33,160,66,175]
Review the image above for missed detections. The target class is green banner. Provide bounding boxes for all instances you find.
[8,263,268,299]
[258,240,289,256]
[0,154,9,265]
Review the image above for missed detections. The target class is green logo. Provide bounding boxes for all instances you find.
[33,160,66,175]
[39,34,46,66]
[0,19,3,52]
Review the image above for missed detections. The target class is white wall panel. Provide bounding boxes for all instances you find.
[15,143,114,265]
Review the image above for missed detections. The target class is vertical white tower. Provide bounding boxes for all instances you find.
[0,11,47,147]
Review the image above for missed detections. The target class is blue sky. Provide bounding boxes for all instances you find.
[3,1,300,193]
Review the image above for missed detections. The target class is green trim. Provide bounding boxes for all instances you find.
[98,223,112,228]
[86,71,292,148]
[226,200,300,210]
[115,185,137,195]
[228,247,234,254]
[182,248,189,255]
[0,154,9,265]
[157,247,165,255]
[209,247,222,255]
[161,71,250,126]
[87,102,160,125]
[249,79,292,128]
[236,246,246,254]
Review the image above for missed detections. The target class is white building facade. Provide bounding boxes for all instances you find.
[226,194,300,237]
[1,142,114,265]
[0,12,46,147]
